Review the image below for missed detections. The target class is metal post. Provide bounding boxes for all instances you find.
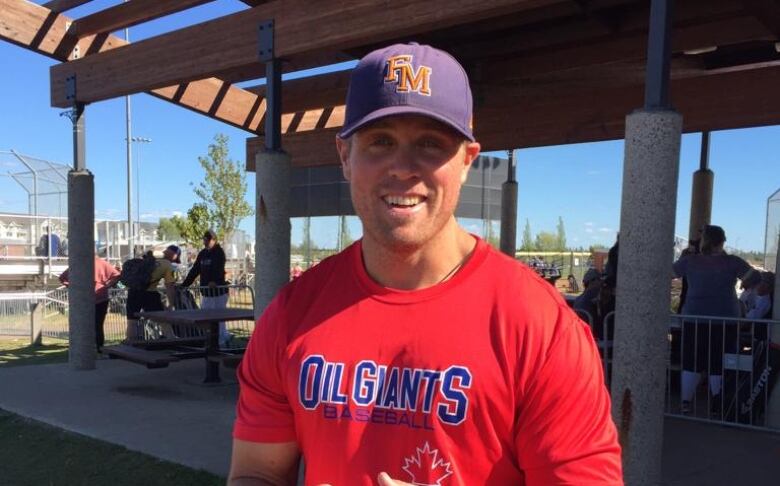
[612,1,680,484]
[644,0,674,110]
[688,131,714,242]
[500,149,518,257]
[699,131,710,170]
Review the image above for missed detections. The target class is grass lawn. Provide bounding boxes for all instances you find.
[0,337,69,367]
[0,409,224,485]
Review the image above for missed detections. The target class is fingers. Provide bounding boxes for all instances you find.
[377,472,413,486]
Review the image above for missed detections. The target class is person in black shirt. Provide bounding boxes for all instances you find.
[183,229,231,346]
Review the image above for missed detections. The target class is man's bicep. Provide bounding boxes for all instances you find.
[229,439,300,486]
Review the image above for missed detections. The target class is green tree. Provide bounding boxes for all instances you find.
[157,216,183,241]
[556,216,567,251]
[534,231,559,252]
[521,219,533,251]
[192,134,253,242]
[179,204,211,248]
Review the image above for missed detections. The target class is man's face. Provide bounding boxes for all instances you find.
[203,236,215,249]
[163,250,174,261]
[336,115,480,252]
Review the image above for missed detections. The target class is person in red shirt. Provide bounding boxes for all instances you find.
[229,43,622,485]
[59,255,121,353]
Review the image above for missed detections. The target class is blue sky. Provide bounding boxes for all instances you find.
[1,1,777,252]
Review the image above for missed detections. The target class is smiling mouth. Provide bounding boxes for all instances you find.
[382,195,426,208]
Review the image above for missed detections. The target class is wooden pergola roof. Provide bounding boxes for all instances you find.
[3,0,780,168]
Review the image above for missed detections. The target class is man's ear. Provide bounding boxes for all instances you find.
[336,136,351,181]
[460,142,481,184]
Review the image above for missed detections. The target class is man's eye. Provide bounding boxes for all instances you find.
[418,138,443,150]
[371,136,393,147]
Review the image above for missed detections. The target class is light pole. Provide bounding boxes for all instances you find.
[130,136,151,254]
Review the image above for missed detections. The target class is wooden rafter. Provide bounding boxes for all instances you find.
[0,0,265,133]
[41,0,92,14]
[49,0,567,107]
[738,0,780,38]
[69,0,215,38]
[246,64,780,168]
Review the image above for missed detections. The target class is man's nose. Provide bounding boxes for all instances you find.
[386,146,419,179]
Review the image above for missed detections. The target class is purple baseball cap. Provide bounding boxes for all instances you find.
[338,42,474,141]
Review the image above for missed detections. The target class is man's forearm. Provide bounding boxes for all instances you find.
[165,284,177,309]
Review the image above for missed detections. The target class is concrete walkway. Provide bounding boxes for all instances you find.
[1,359,779,483]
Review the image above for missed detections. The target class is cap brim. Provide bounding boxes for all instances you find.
[338,105,474,141]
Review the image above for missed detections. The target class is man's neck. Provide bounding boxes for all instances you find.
[360,222,476,290]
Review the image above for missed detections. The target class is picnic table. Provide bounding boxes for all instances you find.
[138,308,254,383]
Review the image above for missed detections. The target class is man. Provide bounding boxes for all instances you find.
[182,229,230,346]
[37,225,61,258]
[59,255,121,353]
[125,245,180,340]
[572,268,601,326]
[230,43,622,485]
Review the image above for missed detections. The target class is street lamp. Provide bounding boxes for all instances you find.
[130,136,151,254]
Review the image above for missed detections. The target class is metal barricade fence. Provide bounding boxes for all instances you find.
[665,314,780,431]
[104,284,255,347]
[0,284,257,348]
[0,292,41,337]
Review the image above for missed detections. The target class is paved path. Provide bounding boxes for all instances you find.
[1,359,779,483]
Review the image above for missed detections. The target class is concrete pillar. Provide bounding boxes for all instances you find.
[612,109,682,485]
[687,169,714,242]
[68,170,96,370]
[254,151,291,319]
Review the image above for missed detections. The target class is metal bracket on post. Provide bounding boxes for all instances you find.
[259,19,282,152]
[64,74,86,171]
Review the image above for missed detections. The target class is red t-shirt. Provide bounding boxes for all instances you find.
[234,238,622,485]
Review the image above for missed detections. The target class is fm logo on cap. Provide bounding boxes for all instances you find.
[384,55,432,96]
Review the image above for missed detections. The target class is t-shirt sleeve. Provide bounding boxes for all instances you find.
[233,293,297,443]
[515,304,623,485]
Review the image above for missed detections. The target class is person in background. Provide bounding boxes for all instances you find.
[182,229,230,346]
[739,269,763,317]
[126,246,180,340]
[673,225,755,414]
[37,226,61,258]
[290,263,304,280]
[572,268,601,330]
[59,256,121,353]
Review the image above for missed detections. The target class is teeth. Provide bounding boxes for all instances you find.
[384,195,423,207]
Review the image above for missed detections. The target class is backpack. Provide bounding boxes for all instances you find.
[120,254,156,291]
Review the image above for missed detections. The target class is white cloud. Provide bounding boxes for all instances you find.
[598,227,612,233]
[585,228,594,234]
[584,222,594,227]
[586,170,601,176]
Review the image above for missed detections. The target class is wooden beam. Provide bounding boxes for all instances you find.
[69,0,215,38]
[49,0,566,107]
[41,0,92,14]
[0,0,265,133]
[739,0,780,38]
[246,65,780,168]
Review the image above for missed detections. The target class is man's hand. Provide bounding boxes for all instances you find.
[377,472,414,486]
[314,472,413,486]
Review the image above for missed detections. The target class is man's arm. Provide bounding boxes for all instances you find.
[181,252,201,287]
[228,439,300,486]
